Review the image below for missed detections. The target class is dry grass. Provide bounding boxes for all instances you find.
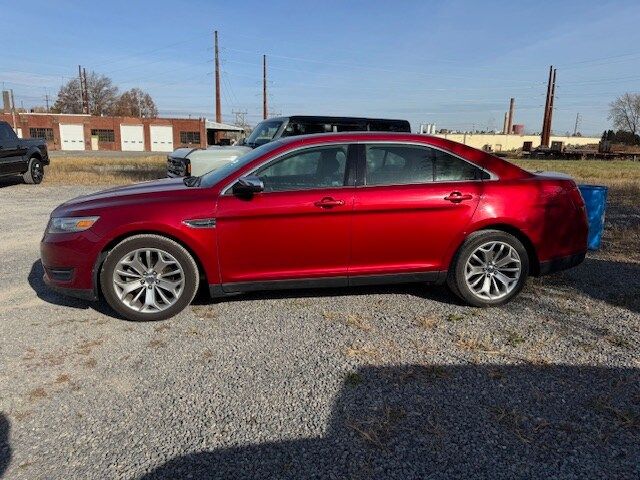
[510,159,640,187]
[345,344,380,360]
[45,154,165,185]
[347,405,407,449]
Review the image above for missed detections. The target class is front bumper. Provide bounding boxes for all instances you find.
[538,251,586,276]
[40,232,100,301]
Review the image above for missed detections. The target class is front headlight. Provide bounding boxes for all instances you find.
[47,216,99,234]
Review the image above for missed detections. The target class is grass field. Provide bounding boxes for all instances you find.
[45,154,166,185]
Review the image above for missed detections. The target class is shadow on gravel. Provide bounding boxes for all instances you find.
[543,257,640,314]
[194,283,462,307]
[27,260,119,318]
[0,413,10,477]
[0,177,24,189]
[140,364,639,480]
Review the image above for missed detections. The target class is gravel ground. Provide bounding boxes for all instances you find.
[0,179,638,479]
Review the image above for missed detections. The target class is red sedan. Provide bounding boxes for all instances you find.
[41,132,588,321]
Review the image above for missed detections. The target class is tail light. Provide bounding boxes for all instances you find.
[567,183,585,210]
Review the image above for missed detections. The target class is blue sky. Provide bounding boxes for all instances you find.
[2,0,640,135]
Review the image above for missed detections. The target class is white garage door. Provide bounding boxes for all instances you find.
[120,125,144,151]
[150,125,174,152]
[59,124,85,151]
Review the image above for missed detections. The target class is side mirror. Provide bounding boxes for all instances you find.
[232,175,264,196]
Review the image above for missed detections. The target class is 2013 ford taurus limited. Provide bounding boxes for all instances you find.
[41,132,589,321]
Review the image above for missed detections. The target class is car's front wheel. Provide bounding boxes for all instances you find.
[23,157,45,184]
[100,234,199,321]
[447,230,529,307]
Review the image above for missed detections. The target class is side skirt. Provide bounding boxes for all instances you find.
[209,271,446,298]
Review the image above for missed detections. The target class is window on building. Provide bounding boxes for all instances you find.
[180,131,201,144]
[91,129,115,142]
[29,128,54,141]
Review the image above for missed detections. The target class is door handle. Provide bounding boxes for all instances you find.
[444,191,473,203]
[314,197,345,208]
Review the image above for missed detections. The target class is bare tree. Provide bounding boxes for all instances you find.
[112,88,158,118]
[609,93,640,136]
[53,72,118,115]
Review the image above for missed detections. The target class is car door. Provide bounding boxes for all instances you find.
[350,143,488,280]
[0,123,21,175]
[216,143,356,290]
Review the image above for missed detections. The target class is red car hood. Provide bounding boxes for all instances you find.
[53,178,192,215]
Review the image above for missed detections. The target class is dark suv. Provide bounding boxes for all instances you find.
[0,121,49,184]
[241,115,411,148]
[167,116,411,178]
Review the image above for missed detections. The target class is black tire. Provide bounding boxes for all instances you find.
[447,229,529,307]
[100,234,199,321]
[23,157,45,184]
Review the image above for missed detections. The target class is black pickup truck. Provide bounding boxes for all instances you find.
[0,121,49,184]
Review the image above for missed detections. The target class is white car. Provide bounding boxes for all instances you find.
[166,115,411,178]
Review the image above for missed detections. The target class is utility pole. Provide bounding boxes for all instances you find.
[263,54,268,120]
[507,97,515,134]
[44,88,50,113]
[573,112,581,136]
[544,68,557,146]
[214,30,221,124]
[541,66,553,147]
[78,65,85,114]
[83,68,89,114]
[9,89,17,131]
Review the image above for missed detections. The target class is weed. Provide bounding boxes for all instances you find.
[456,335,499,353]
[347,405,406,449]
[345,345,379,360]
[148,339,166,349]
[345,372,363,387]
[446,313,465,323]
[345,314,372,331]
[604,335,632,350]
[83,358,97,368]
[415,315,438,329]
[505,331,525,347]
[27,387,48,402]
[55,373,70,384]
[492,406,530,443]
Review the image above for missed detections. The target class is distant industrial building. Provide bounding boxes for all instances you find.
[0,112,243,151]
[433,132,601,152]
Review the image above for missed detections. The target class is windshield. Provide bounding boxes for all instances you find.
[244,120,283,147]
[199,140,284,188]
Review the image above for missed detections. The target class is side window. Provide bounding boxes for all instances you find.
[0,123,16,142]
[433,149,490,181]
[365,144,488,186]
[255,145,348,192]
[365,145,434,186]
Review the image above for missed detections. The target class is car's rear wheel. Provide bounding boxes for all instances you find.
[447,230,529,307]
[100,234,199,321]
[23,157,44,184]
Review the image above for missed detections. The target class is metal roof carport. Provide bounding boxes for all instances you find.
[205,120,244,146]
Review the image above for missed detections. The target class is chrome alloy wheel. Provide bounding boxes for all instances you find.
[112,248,185,313]
[464,241,522,301]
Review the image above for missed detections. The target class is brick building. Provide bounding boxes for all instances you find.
[0,112,207,152]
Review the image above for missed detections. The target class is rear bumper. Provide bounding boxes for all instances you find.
[538,251,586,276]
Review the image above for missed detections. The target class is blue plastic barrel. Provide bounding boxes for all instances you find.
[578,185,608,250]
